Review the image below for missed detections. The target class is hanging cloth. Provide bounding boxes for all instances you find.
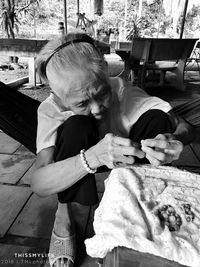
[94,0,103,16]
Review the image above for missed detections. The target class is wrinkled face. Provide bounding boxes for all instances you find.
[49,70,112,120]
[67,81,111,120]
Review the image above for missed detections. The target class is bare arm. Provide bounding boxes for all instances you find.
[30,134,145,197]
[141,111,196,166]
[30,146,97,197]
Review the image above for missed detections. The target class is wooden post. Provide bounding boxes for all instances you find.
[28,57,36,87]
[77,0,80,14]
[156,0,163,38]
[180,0,188,39]
[124,0,128,38]
[64,0,67,34]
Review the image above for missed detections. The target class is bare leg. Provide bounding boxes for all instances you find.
[54,202,75,237]
[52,202,75,267]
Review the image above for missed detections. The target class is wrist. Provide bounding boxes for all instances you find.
[85,148,101,169]
[80,149,97,174]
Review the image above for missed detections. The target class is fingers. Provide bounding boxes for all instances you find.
[106,133,141,148]
[141,139,170,150]
[141,139,183,156]
[103,134,145,168]
[116,155,135,165]
[142,145,174,164]
[145,154,161,166]
[112,145,145,159]
[108,152,135,169]
[111,134,133,147]
[141,139,183,165]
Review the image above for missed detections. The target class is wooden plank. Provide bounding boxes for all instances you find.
[0,185,31,237]
[19,163,35,185]
[0,243,47,267]
[0,154,35,184]
[14,145,35,157]
[8,193,57,239]
[0,132,21,154]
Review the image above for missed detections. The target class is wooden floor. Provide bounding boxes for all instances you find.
[0,74,200,267]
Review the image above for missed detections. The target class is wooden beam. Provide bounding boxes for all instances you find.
[77,0,80,14]
[180,0,188,39]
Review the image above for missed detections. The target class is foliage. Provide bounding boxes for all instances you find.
[0,0,41,38]
[126,15,143,40]
[0,0,17,38]
[183,5,200,38]
[96,0,124,30]
[0,0,199,40]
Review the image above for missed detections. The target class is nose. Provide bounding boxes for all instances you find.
[90,101,102,116]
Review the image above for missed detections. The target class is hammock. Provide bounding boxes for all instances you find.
[0,82,199,155]
[0,82,39,154]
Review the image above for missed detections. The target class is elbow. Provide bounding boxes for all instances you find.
[30,173,49,197]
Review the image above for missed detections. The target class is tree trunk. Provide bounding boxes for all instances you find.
[4,0,19,64]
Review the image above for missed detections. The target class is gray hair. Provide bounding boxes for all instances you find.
[36,32,108,84]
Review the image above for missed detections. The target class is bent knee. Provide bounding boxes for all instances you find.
[61,115,97,136]
[144,109,173,132]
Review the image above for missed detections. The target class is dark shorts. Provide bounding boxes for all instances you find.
[54,110,173,205]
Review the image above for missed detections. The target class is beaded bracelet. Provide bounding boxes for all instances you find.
[80,149,97,174]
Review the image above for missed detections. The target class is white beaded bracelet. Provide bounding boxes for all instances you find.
[80,149,97,174]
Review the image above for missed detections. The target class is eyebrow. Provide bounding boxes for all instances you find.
[88,83,110,97]
[73,97,89,106]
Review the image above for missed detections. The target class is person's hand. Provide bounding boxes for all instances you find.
[88,133,145,169]
[141,133,184,166]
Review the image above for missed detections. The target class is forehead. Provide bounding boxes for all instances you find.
[49,67,110,103]
[67,71,108,94]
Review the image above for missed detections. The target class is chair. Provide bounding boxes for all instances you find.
[185,40,200,79]
[130,38,198,91]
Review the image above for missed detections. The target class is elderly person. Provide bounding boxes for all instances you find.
[30,32,195,267]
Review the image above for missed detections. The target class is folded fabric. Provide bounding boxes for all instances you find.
[85,165,200,267]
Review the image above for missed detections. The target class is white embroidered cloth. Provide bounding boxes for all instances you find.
[85,165,200,267]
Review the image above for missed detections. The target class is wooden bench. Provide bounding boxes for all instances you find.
[0,38,48,86]
[0,38,110,87]
[130,38,198,91]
